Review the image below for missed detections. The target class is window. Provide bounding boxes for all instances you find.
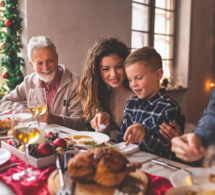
[132,0,176,81]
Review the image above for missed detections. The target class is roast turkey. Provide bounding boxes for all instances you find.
[67,147,141,187]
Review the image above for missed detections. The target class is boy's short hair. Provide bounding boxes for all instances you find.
[124,46,162,72]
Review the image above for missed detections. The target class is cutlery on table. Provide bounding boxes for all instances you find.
[151,159,195,184]
[0,109,11,115]
[54,129,70,134]
[56,154,71,195]
[0,163,18,172]
[64,153,75,195]
[151,159,191,174]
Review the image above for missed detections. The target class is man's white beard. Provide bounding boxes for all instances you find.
[37,69,56,83]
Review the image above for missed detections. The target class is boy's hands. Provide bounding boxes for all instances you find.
[90,112,110,130]
[123,123,145,146]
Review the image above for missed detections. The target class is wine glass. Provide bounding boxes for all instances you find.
[12,121,40,181]
[36,87,47,119]
[28,88,38,122]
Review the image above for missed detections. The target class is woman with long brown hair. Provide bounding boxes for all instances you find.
[77,37,134,138]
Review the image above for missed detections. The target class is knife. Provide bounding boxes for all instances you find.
[56,154,65,188]
[54,129,70,134]
[0,163,18,172]
[151,159,192,175]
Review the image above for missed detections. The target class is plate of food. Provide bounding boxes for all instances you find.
[0,113,33,137]
[0,149,11,165]
[0,113,32,120]
[71,132,109,147]
[46,129,110,148]
[170,167,215,187]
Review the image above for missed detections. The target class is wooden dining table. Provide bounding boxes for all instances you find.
[0,124,191,195]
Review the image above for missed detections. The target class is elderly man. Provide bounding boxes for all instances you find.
[0,35,84,130]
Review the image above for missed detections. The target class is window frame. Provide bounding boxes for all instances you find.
[132,0,178,69]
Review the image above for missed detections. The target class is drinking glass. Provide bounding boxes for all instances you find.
[36,87,47,117]
[28,88,38,122]
[12,121,40,181]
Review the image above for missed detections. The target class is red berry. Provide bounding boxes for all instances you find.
[7,139,12,145]
[4,20,12,27]
[37,143,54,157]
[53,138,67,148]
[100,142,105,146]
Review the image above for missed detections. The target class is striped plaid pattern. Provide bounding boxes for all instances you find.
[40,67,63,125]
[116,88,181,158]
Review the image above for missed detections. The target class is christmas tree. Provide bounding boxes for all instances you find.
[0,0,24,98]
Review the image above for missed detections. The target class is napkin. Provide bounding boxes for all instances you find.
[114,142,139,155]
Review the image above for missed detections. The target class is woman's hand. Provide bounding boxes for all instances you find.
[90,112,110,130]
[159,122,182,147]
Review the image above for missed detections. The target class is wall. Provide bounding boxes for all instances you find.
[187,0,214,124]
[20,0,131,75]
[19,0,215,125]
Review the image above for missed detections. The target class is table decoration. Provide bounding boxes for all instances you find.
[1,141,78,169]
[0,154,55,195]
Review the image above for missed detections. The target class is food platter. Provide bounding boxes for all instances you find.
[45,128,110,148]
[0,113,32,121]
[48,169,148,195]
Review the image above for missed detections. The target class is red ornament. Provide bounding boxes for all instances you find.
[37,143,55,157]
[53,138,67,148]
[2,72,9,79]
[4,20,12,27]
[7,139,12,145]
[45,131,53,137]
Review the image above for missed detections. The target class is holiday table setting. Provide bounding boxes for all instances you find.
[0,122,196,195]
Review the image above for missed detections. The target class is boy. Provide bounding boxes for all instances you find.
[115,46,181,158]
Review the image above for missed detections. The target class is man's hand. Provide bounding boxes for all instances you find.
[171,133,206,162]
[123,123,145,146]
[39,109,59,124]
[90,112,110,130]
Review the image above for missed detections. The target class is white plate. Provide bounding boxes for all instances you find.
[0,149,11,165]
[71,131,110,148]
[170,167,215,187]
[166,184,215,195]
[0,113,32,121]
[58,131,110,148]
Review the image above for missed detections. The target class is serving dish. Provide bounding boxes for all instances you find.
[1,141,78,169]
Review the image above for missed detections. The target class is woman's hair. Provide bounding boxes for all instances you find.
[77,37,130,121]
[27,35,58,63]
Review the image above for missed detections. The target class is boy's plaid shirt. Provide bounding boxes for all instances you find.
[115,88,181,158]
